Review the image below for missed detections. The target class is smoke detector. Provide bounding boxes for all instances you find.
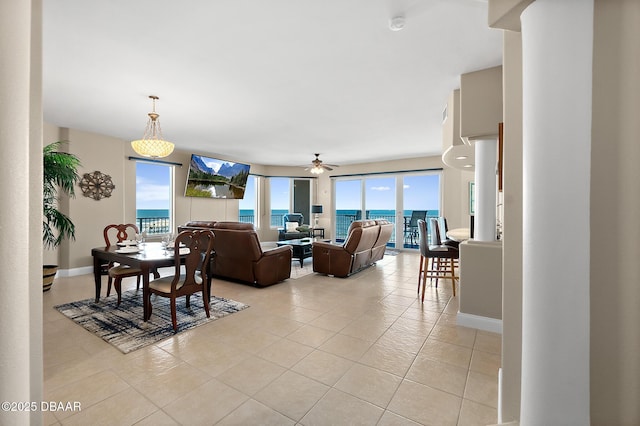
[389,16,405,31]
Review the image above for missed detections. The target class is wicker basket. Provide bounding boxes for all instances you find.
[43,265,58,292]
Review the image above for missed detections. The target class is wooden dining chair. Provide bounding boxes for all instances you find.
[103,223,143,305]
[144,229,215,331]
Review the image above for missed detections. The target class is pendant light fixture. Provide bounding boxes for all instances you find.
[131,95,175,158]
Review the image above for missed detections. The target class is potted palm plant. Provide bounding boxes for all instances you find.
[43,141,81,291]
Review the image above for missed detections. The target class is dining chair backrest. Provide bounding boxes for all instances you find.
[168,230,215,291]
[438,217,448,236]
[103,223,139,247]
[417,219,429,257]
[430,217,442,246]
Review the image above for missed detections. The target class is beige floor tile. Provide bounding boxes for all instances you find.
[376,328,428,355]
[388,380,462,426]
[286,324,335,347]
[257,338,315,368]
[339,314,395,342]
[42,252,503,425]
[222,328,283,354]
[134,410,180,425]
[61,387,157,426]
[377,410,422,425]
[300,388,384,426]
[252,313,304,337]
[216,355,286,396]
[429,324,477,348]
[292,349,354,386]
[309,311,354,332]
[464,370,499,408]
[253,370,329,421]
[46,370,130,420]
[358,342,417,377]
[401,306,443,323]
[163,378,248,425]
[131,361,212,407]
[470,349,501,378]
[420,338,473,369]
[389,316,435,338]
[406,355,468,397]
[474,331,502,354]
[318,333,372,361]
[334,363,402,408]
[216,399,296,426]
[458,398,498,426]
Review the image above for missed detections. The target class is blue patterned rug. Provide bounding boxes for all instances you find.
[55,290,249,354]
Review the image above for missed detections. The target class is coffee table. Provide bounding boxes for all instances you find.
[276,237,329,268]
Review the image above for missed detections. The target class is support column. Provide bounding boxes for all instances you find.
[520,0,592,424]
[474,139,498,241]
[0,1,43,425]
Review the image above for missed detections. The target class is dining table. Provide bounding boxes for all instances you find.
[446,227,471,242]
[92,242,209,322]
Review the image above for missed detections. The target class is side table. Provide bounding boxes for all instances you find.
[311,227,325,238]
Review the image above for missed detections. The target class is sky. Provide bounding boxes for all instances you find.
[136,162,171,210]
[270,173,440,212]
[137,167,440,213]
[336,174,440,211]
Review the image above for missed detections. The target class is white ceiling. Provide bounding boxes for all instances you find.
[42,0,502,168]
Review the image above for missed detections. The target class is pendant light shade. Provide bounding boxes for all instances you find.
[131,95,175,158]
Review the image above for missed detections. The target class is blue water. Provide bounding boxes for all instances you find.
[136,209,170,218]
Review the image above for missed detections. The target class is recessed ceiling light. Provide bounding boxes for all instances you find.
[463,164,473,168]
[455,156,468,160]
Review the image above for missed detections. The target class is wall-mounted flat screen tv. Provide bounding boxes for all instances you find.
[185,154,251,199]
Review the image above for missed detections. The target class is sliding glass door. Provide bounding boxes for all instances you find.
[335,179,362,241]
[333,171,441,249]
[365,176,397,246]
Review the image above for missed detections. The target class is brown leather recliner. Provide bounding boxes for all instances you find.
[312,219,392,277]
[371,219,394,263]
[178,221,292,287]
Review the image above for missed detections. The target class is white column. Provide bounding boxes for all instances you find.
[0,1,43,425]
[474,139,498,242]
[520,0,592,424]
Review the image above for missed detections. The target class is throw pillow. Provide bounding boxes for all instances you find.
[296,225,310,232]
[285,221,298,232]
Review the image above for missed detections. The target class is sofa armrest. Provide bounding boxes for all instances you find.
[254,245,292,286]
[262,245,293,257]
[312,241,352,277]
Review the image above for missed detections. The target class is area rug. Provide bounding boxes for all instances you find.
[290,258,315,279]
[54,290,249,354]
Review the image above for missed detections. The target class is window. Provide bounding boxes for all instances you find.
[135,161,173,235]
[333,171,441,248]
[238,175,257,225]
[269,177,313,227]
[270,177,290,227]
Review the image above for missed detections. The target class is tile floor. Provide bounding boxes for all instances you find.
[42,251,500,425]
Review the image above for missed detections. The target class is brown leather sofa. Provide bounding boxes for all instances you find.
[312,219,393,277]
[177,221,292,287]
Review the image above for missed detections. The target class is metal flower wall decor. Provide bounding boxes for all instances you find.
[79,170,115,200]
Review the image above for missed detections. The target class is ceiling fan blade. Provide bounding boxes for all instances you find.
[323,165,333,171]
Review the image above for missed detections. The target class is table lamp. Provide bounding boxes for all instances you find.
[311,205,323,226]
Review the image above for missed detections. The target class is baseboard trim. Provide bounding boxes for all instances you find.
[457,312,503,334]
[56,266,94,277]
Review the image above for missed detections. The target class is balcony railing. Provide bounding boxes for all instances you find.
[136,216,170,235]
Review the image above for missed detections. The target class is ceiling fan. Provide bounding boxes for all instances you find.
[304,153,339,174]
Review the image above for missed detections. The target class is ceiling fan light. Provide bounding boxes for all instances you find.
[131,95,175,158]
[310,166,324,175]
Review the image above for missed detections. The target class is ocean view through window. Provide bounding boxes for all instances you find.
[334,173,440,248]
[136,161,173,234]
